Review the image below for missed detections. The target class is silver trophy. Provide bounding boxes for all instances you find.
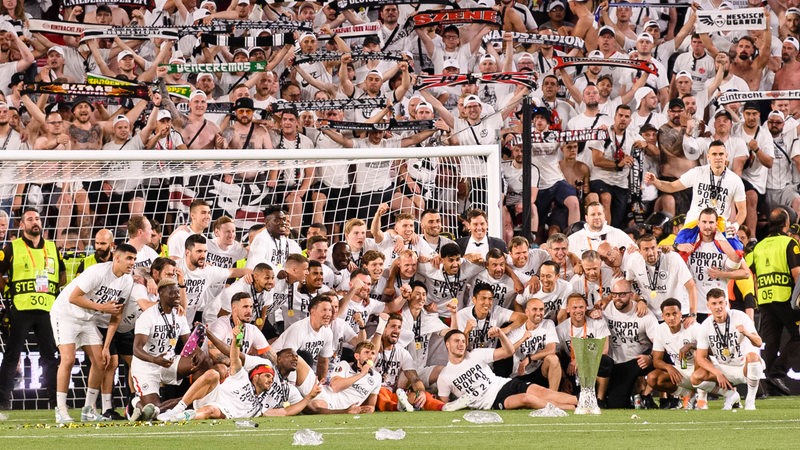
[572,337,606,415]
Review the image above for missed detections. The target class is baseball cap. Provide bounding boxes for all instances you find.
[8,72,24,88]
[416,101,433,112]
[668,98,685,110]
[637,33,654,43]
[117,50,135,62]
[363,35,381,47]
[768,110,785,121]
[298,32,317,42]
[443,58,461,70]
[517,52,534,62]
[197,72,214,81]
[531,106,551,122]
[157,109,172,121]
[639,123,658,134]
[479,54,496,63]
[234,97,255,110]
[237,0,250,5]
[787,7,800,16]
[199,0,215,8]
[464,95,481,107]
[742,101,760,112]
[786,37,800,51]
[548,0,566,11]
[476,0,493,7]
[598,25,616,37]
[634,87,652,110]
[366,69,383,80]
[190,90,207,100]
[714,108,733,120]
[675,70,692,81]
[48,46,65,56]
[71,96,94,111]
[643,20,660,31]
[112,114,130,126]
[233,48,249,58]
[588,50,603,59]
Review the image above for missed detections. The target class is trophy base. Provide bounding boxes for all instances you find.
[575,387,601,415]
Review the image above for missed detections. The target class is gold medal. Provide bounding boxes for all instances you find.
[287,310,294,317]
[416,342,422,350]
[169,338,177,348]
[650,291,657,299]
[710,198,718,207]
[282,402,291,409]
[722,348,731,358]
[255,318,264,327]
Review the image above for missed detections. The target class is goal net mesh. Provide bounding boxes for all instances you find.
[0,145,500,409]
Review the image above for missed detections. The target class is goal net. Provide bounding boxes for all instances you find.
[0,144,501,409]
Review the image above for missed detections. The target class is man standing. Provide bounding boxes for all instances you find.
[247,206,302,270]
[692,288,764,410]
[0,209,64,410]
[745,208,800,395]
[272,295,335,385]
[76,229,114,274]
[568,202,636,256]
[167,199,212,259]
[516,261,572,323]
[50,244,138,423]
[456,209,508,258]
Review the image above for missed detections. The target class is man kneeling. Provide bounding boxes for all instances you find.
[306,341,381,414]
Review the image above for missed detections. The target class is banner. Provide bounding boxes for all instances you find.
[318,119,435,132]
[412,8,501,28]
[318,22,382,41]
[86,73,192,100]
[62,0,151,6]
[717,90,800,105]
[271,98,386,112]
[82,27,180,41]
[553,56,658,76]
[294,50,403,65]
[482,30,585,51]
[210,19,313,32]
[695,7,766,34]
[607,2,692,7]
[629,145,646,225]
[531,129,609,143]
[175,102,236,114]
[200,33,294,49]
[28,19,110,36]
[415,72,537,90]
[22,82,150,99]
[162,61,267,74]
[331,0,457,11]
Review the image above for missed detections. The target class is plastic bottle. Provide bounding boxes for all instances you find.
[235,420,258,428]
[633,394,642,409]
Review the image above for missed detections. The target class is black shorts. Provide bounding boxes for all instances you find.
[492,378,531,410]
[659,176,692,215]
[516,366,549,388]
[741,178,769,216]
[115,330,135,356]
[97,327,119,356]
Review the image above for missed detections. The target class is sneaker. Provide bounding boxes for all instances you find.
[641,395,658,410]
[681,394,694,410]
[156,409,178,422]
[659,396,672,409]
[695,398,708,410]
[744,401,756,411]
[722,391,741,410]
[169,410,195,422]
[102,409,125,421]
[80,405,100,422]
[141,403,159,421]
[127,403,142,422]
[56,408,74,424]
[396,389,415,412]
[442,394,474,412]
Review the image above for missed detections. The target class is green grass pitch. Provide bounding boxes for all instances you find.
[0,397,798,449]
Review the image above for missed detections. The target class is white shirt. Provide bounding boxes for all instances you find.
[677,165,746,223]
[166,226,198,259]
[569,267,616,309]
[417,261,483,316]
[133,245,159,271]
[272,317,334,369]
[507,248,551,285]
[520,279,574,322]
[456,305,515,350]
[315,360,381,410]
[696,309,758,366]
[556,318,611,356]
[625,252,694,319]
[177,258,231,320]
[206,239,247,269]
[374,344,415,392]
[51,262,135,327]
[207,316,269,356]
[508,319,558,375]
[400,306,448,370]
[246,232,301,270]
[568,223,636,257]
[687,239,731,315]
[734,123,775,194]
[603,302,659,364]
[133,303,190,364]
[438,348,508,410]
[652,322,699,368]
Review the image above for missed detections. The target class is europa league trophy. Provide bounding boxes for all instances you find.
[572,337,606,415]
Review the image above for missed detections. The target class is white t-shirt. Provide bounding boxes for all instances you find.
[603,302,659,364]
[520,279,573,322]
[133,244,159,271]
[569,267,616,309]
[133,303,191,364]
[261,371,304,411]
[686,239,730,315]
[51,262,135,327]
[568,223,636,257]
[678,165,746,223]
[207,316,269,356]
[399,306,448,370]
[271,317,334,369]
[455,305,515,350]
[734,123,775,194]
[374,344,415,392]
[166,225,197,258]
[556,318,611,356]
[508,320,558,374]
[315,360,381,410]
[351,137,401,193]
[625,252,694,319]
[507,248,551,285]
[417,261,483,316]
[438,348,508,410]
[118,284,155,334]
[177,258,231,320]
[246,232,302,270]
[696,309,758,367]
[652,322,699,368]
[470,272,518,310]
[206,239,247,269]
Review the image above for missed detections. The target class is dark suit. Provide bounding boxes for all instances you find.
[456,236,508,255]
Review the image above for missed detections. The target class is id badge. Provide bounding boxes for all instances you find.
[35,270,49,293]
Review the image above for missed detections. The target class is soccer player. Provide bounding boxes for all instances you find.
[417,243,483,319]
[373,314,444,412]
[692,288,764,410]
[246,206,302,270]
[272,294,335,387]
[516,261,573,323]
[167,199,212,259]
[207,292,270,373]
[648,298,702,410]
[307,341,381,414]
[437,329,577,411]
[156,324,274,421]
[260,348,323,416]
[50,244,138,423]
[130,278,211,421]
[510,298,562,391]
[570,250,615,311]
[281,260,331,327]
[471,248,521,309]
[456,283,526,351]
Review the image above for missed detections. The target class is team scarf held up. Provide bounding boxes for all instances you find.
[695,7,766,34]
[329,0,457,12]
[318,22,382,41]
[86,73,192,100]
[553,56,659,76]
[415,72,538,90]
[200,33,294,49]
[482,30,586,51]
[22,82,151,99]
[718,90,800,105]
[530,129,610,143]
[294,50,403,65]
[271,98,386,113]
[62,0,151,7]
[383,8,502,49]
[210,19,313,32]
[161,61,268,74]
[318,118,435,132]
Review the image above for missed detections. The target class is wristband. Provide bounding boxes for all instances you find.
[375,317,388,335]
[178,284,186,288]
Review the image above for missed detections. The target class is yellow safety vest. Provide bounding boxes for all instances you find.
[10,238,59,311]
[746,234,798,305]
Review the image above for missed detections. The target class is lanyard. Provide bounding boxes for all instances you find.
[250,284,262,320]
[23,240,48,271]
[713,315,731,352]
[583,273,602,306]
[473,307,491,346]
[270,234,289,265]
[159,303,177,339]
[412,311,422,343]
[647,256,661,292]
[709,167,726,200]
[442,270,461,299]
[379,346,396,384]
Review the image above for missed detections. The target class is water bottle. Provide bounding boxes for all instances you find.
[633,394,642,409]
[235,420,258,428]
[680,355,688,370]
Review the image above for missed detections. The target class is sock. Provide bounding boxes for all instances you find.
[674,387,691,398]
[84,388,100,409]
[173,401,187,414]
[746,362,760,404]
[56,392,68,411]
[697,389,707,401]
[695,381,724,395]
[102,394,113,412]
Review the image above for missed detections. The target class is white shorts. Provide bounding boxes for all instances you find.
[313,387,346,410]
[51,313,102,348]
[297,368,317,396]
[130,356,181,396]
[417,366,438,389]
[194,382,256,419]
[676,365,695,390]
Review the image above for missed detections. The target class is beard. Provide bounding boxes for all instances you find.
[738,52,750,61]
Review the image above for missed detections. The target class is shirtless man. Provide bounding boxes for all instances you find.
[180,90,225,150]
[773,37,800,116]
[559,141,591,207]
[221,97,272,150]
[727,33,772,91]
[656,98,697,216]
